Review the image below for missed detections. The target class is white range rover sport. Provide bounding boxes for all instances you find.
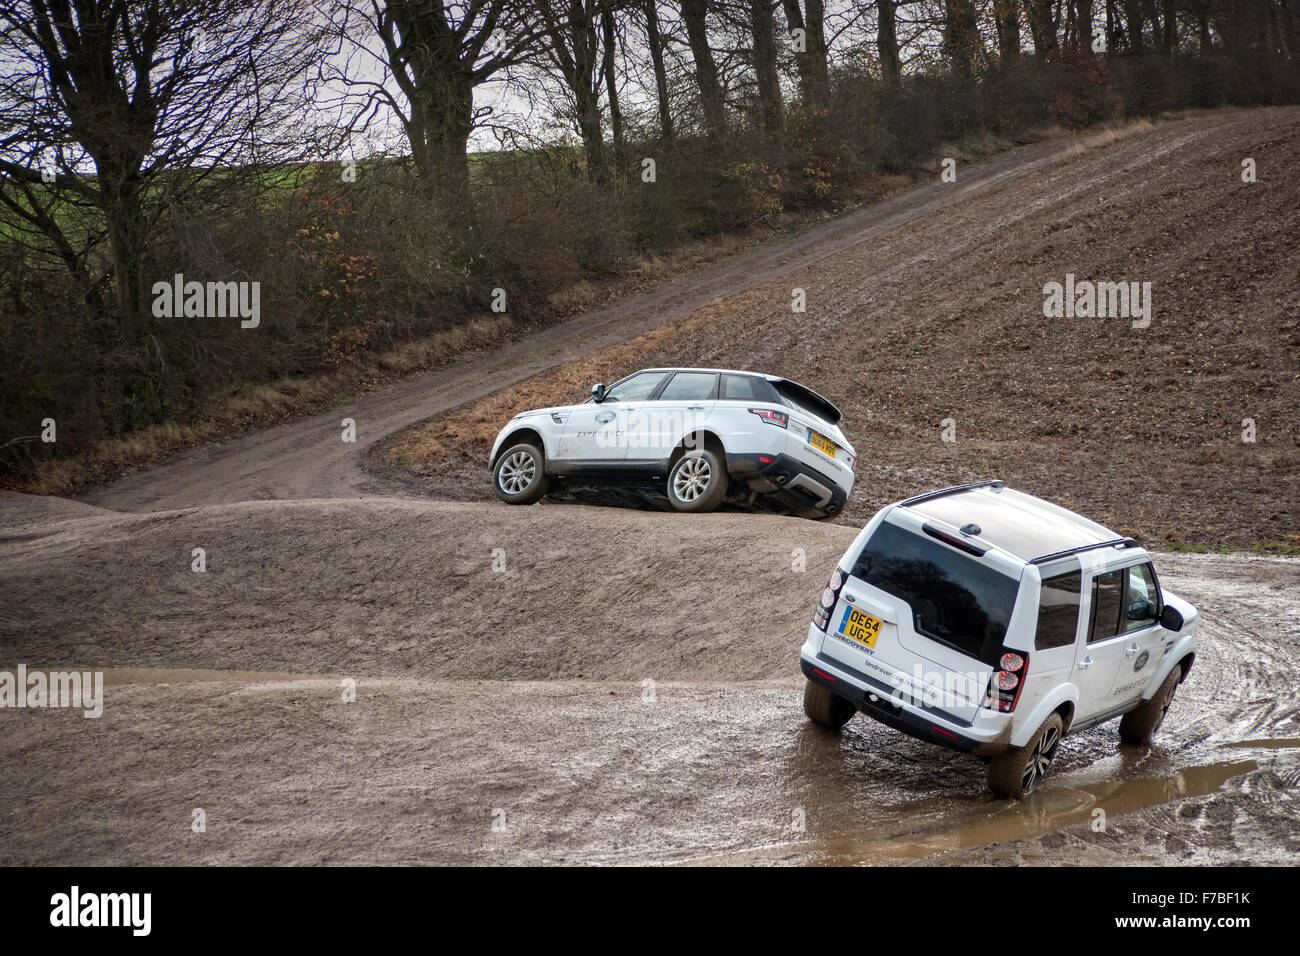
[489,367,856,518]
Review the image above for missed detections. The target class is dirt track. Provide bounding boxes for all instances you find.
[77,136,1076,513]
[3,108,1299,866]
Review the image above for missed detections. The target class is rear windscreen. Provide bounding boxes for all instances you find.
[773,381,840,424]
[849,520,1019,665]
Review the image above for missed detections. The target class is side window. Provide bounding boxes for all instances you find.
[1035,571,1082,650]
[602,372,665,402]
[1123,563,1159,632]
[658,372,718,401]
[1088,570,1124,643]
[722,374,765,401]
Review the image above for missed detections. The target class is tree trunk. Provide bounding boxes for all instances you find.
[1074,0,1095,51]
[600,1,627,173]
[995,0,1021,61]
[943,0,980,74]
[681,0,726,136]
[750,0,783,130]
[1028,0,1059,55]
[1162,0,1176,54]
[1124,0,1144,53]
[103,188,147,341]
[643,0,674,141]
[781,0,829,108]
[878,0,901,85]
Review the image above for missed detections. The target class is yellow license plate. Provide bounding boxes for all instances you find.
[838,607,883,649]
[808,430,836,457]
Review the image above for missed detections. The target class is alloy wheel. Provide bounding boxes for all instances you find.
[498,451,536,494]
[672,456,711,502]
[1021,723,1061,794]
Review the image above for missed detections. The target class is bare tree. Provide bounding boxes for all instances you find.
[781,0,829,109]
[878,0,902,85]
[322,1,543,198]
[600,0,629,170]
[943,0,981,74]
[994,0,1022,60]
[0,0,322,338]
[642,0,675,140]
[535,0,609,181]
[1027,0,1060,54]
[749,0,783,129]
[680,0,727,135]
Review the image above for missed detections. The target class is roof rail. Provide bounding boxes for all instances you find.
[1030,537,1139,566]
[899,480,1005,508]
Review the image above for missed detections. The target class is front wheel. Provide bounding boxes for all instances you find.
[1119,667,1181,746]
[666,448,728,513]
[493,443,549,504]
[989,713,1063,799]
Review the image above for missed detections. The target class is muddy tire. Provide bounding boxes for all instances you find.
[493,443,549,505]
[666,448,728,513]
[1119,666,1181,746]
[803,679,856,731]
[989,712,1063,799]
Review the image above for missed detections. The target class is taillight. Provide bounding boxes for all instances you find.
[813,568,846,631]
[748,407,788,428]
[984,650,1029,712]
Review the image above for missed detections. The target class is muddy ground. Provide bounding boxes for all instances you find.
[378,108,1300,551]
[1,494,1297,865]
[3,108,1298,867]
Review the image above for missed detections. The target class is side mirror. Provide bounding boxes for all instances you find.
[591,383,606,403]
[1159,604,1184,632]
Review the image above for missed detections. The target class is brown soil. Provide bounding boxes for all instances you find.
[1,494,1297,865]
[379,108,1300,551]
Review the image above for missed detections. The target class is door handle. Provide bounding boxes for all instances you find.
[1079,656,1093,671]
[1125,642,1139,657]
[686,405,705,411]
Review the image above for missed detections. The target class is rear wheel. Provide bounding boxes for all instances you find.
[493,443,549,505]
[1119,666,1181,746]
[803,679,856,731]
[989,713,1063,799]
[666,448,728,513]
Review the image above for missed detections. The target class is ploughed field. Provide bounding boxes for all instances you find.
[380,108,1300,553]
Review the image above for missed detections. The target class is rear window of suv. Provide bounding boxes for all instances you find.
[848,519,1019,665]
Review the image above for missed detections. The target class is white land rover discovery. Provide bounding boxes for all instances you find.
[799,481,1198,798]
[489,368,856,518]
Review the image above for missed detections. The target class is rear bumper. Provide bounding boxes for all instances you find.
[729,452,850,516]
[799,650,1013,756]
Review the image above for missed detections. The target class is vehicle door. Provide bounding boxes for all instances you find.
[1071,566,1131,722]
[623,371,718,464]
[1105,562,1166,708]
[556,371,666,463]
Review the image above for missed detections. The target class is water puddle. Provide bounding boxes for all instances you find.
[810,759,1256,865]
[1222,737,1300,750]
[687,759,1257,866]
